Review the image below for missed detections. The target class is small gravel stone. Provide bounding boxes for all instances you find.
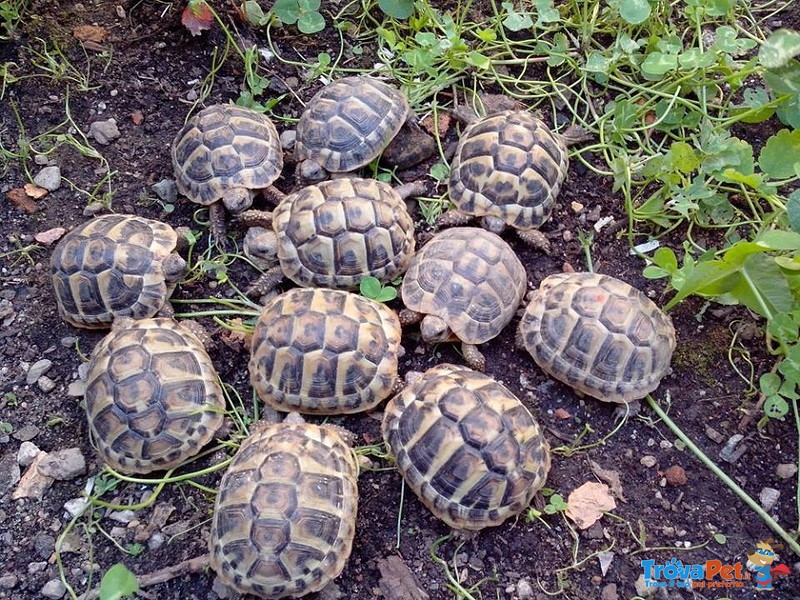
[152,178,177,203]
[34,533,56,559]
[59,532,82,554]
[759,487,780,512]
[28,562,47,574]
[12,424,40,442]
[515,579,533,600]
[67,381,86,397]
[64,497,88,518]
[78,362,90,380]
[776,463,798,479]
[665,465,687,486]
[600,583,618,600]
[147,531,165,551]
[719,434,747,463]
[0,455,20,494]
[40,578,66,599]
[634,574,655,597]
[37,376,56,393]
[34,154,49,165]
[26,359,53,384]
[18,441,41,467]
[88,118,120,145]
[83,202,105,216]
[280,130,296,151]
[60,336,77,348]
[108,509,136,524]
[37,448,86,480]
[0,573,18,589]
[33,166,62,191]
[640,455,657,468]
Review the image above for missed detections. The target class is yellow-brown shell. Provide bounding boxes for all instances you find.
[210,421,358,598]
[172,104,283,206]
[518,272,676,403]
[401,227,526,343]
[295,76,409,172]
[448,110,568,230]
[382,364,550,530]
[273,178,415,289]
[50,214,179,328]
[84,317,225,474]
[249,288,402,415]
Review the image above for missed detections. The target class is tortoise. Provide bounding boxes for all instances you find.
[399,227,527,372]
[51,214,186,329]
[382,363,550,531]
[294,75,410,182]
[83,317,225,474]
[209,413,358,598]
[172,104,284,246]
[242,177,422,295]
[517,272,676,404]
[249,288,402,415]
[438,108,590,253]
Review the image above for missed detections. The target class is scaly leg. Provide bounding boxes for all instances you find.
[516,229,552,254]
[246,266,284,298]
[461,342,486,372]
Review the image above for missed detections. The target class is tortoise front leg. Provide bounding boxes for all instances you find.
[461,342,486,372]
[516,229,552,254]
[246,266,284,299]
[398,308,424,326]
[208,201,228,250]
[435,210,473,229]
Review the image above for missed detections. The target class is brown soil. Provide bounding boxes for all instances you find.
[1,1,799,599]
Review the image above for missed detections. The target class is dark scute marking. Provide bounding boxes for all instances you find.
[250,518,291,554]
[429,445,483,497]
[102,270,144,308]
[307,355,338,398]
[459,473,504,510]
[292,506,342,544]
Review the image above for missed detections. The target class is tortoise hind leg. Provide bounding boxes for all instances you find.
[516,229,551,254]
[435,210,472,229]
[246,266,284,299]
[461,342,486,372]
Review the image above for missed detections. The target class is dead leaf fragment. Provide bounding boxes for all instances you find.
[589,460,626,502]
[565,481,616,529]
[24,183,48,199]
[181,1,214,36]
[554,407,571,420]
[34,227,66,245]
[73,24,108,43]
[5,188,38,213]
[131,110,144,125]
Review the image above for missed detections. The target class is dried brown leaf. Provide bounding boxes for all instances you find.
[182,1,214,36]
[131,110,144,125]
[5,188,38,213]
[589,460,627,502]
[23,183,48,199]
[565,481,616,529]
[73,24,108,43]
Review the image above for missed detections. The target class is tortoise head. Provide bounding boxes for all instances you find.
[162,253,187,284]
[221,187,255,213]
[243,227,278,267]
[420,314,454,343]
[480,215,507,235]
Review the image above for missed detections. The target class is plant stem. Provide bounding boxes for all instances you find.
[646,395,800,557]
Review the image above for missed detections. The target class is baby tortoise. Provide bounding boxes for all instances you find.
[439,107,590,253]
[172,104,284,246]
[249,288,402,415]
[382,363,551,531]
[51,214,186,329]
[400,227,527,372]
[84,317,225,474]
[242,177,422,295]
[209,413,358,598]
[518,272,676,403]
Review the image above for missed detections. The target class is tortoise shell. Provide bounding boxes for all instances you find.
[171,104,283,206]
[51,214,181,329]
[84,317,225,474]
[518,272,676,403]
[209,420,358,598]
[401,227,526,343]
[448,110,568,230]
[249,288,402,415]
[295,76,409,173]
[272,177,415,289]
[382,363,550,530]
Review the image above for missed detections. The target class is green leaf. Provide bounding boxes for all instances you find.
[359,277,382,299]
[99,564,139,600]
[652,247,678,272]
[678,48,716,70]
[641,52,678,77]
[787,190,800,233]
[760,372,782,396]
[753,229,800,251]
[502,2,533,31]
[534,0,560,24]
[763,395,790,419]
[642,265,669,279]
[767,313,798,342]
[619,0,650,24]
[664,260,739,310]
[670,142,699,174]
[730,253,793,319]
[758,129,800,179]
[759,29,800,69]
[297,11,325,34]
[242,0,267,25]
[466,51,491,70]
[585,52,611,73]
[378,0,414,19]
[272,0,300,24]
[713,533,727,545]
[429,162,450,182]
[777,95,800,129]
[375,287,398,302]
